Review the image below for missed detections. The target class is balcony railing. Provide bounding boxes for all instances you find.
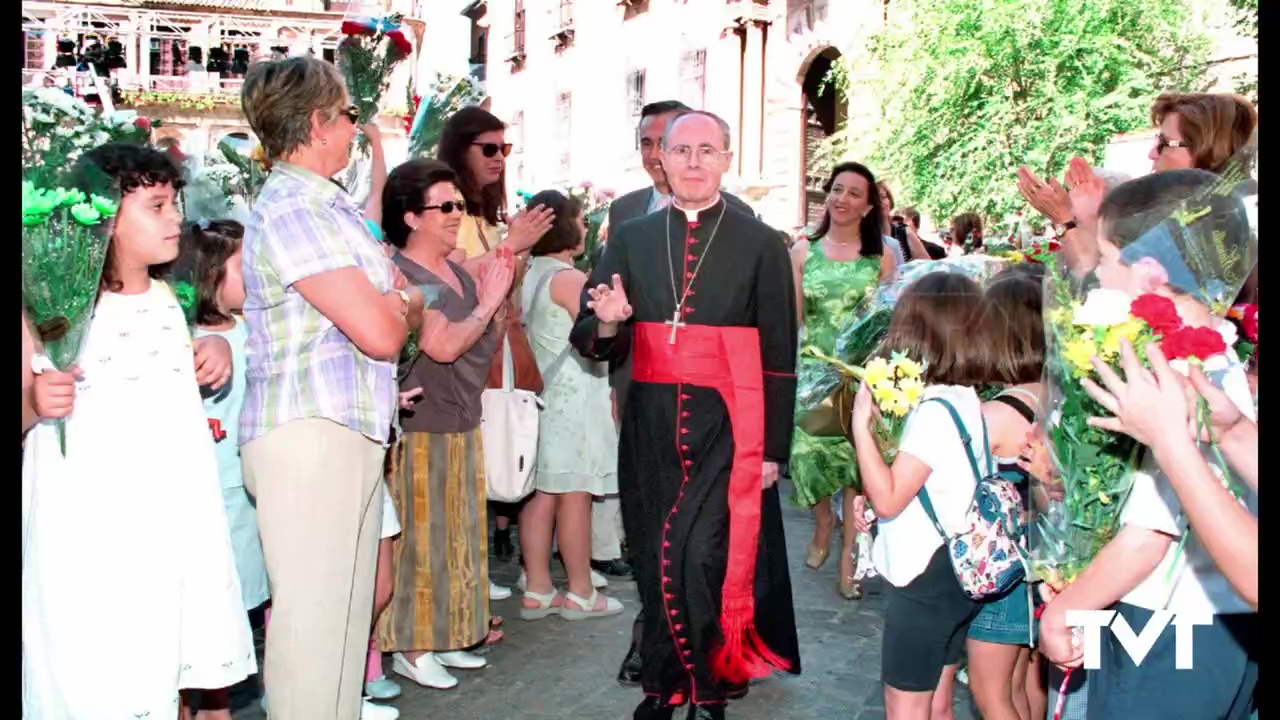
[24,68,247,96]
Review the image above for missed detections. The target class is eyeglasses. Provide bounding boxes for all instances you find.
[338,104,361,124]
[424,201,465,214]
[664,144,730,166]
[1155,133,1189,154]
[472,142,513,158]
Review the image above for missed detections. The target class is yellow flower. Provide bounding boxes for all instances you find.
[1063,338,1097,378]
[1101,318,1145,361]
[898,376,925,405]
[863,357,892,388]
[887,396,912,417]
[1007,251,1025,264]
[1098,491,1112,505]
[872,382,900,406]
[893,355,925,379]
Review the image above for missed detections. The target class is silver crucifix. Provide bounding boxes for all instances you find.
[665,309,686,344]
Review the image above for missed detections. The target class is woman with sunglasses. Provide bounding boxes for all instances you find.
[438,106,555,580]
[375,159,516,691]
[239,56,425,720]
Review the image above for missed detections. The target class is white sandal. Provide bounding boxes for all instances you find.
[560,590,624,621]
[520,588,563,621]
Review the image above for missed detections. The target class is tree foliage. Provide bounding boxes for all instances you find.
[833,0,1214,224]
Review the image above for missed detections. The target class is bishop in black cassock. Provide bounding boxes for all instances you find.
[570,194,802,719]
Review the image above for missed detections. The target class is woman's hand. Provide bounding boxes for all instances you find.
[585,274,633,324]
[1082,340,1192,451]
[852,494,876,534]
[33,366,81,419]
[193,335,234,391]
[1065,157,1106,237]
[503,205,557,253]
[850,380,877,434]
[477,249,516,313]
[1016,166,1073,225]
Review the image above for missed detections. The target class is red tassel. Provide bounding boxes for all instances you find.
[710,612,791,685]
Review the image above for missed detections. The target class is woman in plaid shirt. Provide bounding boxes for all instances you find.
[238,57,424,720]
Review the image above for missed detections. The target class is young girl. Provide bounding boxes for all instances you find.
[966,267,1048,720]
[177,219,271,719]
[850,272,991,720]
[24,143,256,717]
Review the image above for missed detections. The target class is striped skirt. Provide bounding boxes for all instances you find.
[377,429,489,652]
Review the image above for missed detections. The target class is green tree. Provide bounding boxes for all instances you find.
[833,0,1214,223]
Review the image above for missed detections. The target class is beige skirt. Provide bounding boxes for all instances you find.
[377,429,489,652]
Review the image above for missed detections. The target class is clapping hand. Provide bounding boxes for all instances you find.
[504,205,557,254]
[586,274,633,324]
[1065,157,1106,237]
[1016,166,1073,226]
[477,247,516,313]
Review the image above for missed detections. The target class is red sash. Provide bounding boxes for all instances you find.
[631,321,791,684]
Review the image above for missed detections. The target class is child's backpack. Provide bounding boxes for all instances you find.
[917,397,1028,600]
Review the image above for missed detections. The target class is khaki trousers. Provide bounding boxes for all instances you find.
[243,418,385,720]
[591,495,624,562]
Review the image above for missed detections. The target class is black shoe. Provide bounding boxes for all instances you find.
[592,558,634,577]
[633,696,675,720]
[725,682,748,700]
[687,704,725,720]
[493,527,513,561]
[617,641,643,686]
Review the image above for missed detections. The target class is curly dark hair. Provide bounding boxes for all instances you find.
[437,106,507,226]
[175,220,244,326]
[381,159,462,249]
[74,143,187,294]
[528,190,585,257]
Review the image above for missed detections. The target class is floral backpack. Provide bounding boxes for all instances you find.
[917,397,1028,600]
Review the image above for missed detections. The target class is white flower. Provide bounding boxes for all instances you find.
[1072,288,1133,327]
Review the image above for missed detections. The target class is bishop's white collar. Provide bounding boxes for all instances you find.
[673,193,722,223]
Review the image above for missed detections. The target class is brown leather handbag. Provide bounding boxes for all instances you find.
[477,218,544,394]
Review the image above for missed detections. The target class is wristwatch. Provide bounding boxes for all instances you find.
[1054,219,1078,236]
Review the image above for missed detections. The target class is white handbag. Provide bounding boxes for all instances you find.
[480,335,542,502]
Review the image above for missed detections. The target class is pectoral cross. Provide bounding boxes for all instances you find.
[666,308,686,344]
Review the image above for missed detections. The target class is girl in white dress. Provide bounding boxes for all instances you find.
[23,144,257,719]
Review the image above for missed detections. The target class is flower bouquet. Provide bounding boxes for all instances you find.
[859,353,927,459]
[22,180,119,454]
[337,11,414,152]
[1031,160,1257,591]
[405,73,485,160]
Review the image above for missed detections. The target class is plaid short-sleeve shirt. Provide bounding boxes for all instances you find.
[239,162,397,446]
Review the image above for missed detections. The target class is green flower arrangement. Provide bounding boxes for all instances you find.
[23,180,120,454]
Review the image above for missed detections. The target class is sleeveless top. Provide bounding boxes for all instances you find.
[394,253,499,434]
[798,243,882,370]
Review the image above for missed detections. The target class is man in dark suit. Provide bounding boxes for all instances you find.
[608,101,757,692]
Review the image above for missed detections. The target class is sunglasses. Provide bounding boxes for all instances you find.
[424,201,465,214]
[338,104,360,124]
[472,142,513,158]
[1155,133,1189,154]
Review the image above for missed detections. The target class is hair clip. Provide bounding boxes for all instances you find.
[196,218,211,231]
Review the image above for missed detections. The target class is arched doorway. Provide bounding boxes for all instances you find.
[799,46,845,227]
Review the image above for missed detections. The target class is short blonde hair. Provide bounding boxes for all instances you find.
[1150,92,1257,174]
[241,56,347,161]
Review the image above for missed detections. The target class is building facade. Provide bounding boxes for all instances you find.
[474,0,888,231]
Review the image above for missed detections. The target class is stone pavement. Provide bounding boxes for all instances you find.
[232,481,977,720]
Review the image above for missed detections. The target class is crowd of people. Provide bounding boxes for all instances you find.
[21,48,1257,720]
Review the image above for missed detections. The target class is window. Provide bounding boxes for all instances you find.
[24,31,46,70]
[558,0,574,28]
[679,50,706,109]
[556,92,572,175]
[513,0,526,56]
[626,68,646,118]
[511,110,525,154]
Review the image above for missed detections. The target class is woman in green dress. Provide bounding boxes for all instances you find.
[789,161,896,599]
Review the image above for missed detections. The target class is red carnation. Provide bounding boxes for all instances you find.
[342,20,375,36]
[1130,294,1182,335]
[134,116,152,130]
[1162,326,1227,361]
[387,29,412,57]
[1048,240,1061,251]
[1243,305,1258,343]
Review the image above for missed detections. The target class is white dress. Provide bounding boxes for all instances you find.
[22,281,257,719]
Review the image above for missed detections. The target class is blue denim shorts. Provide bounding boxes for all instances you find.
[968,581,1033,645]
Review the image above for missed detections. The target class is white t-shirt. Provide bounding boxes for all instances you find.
[871,384,986,587]
[1120,360,1256,615]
